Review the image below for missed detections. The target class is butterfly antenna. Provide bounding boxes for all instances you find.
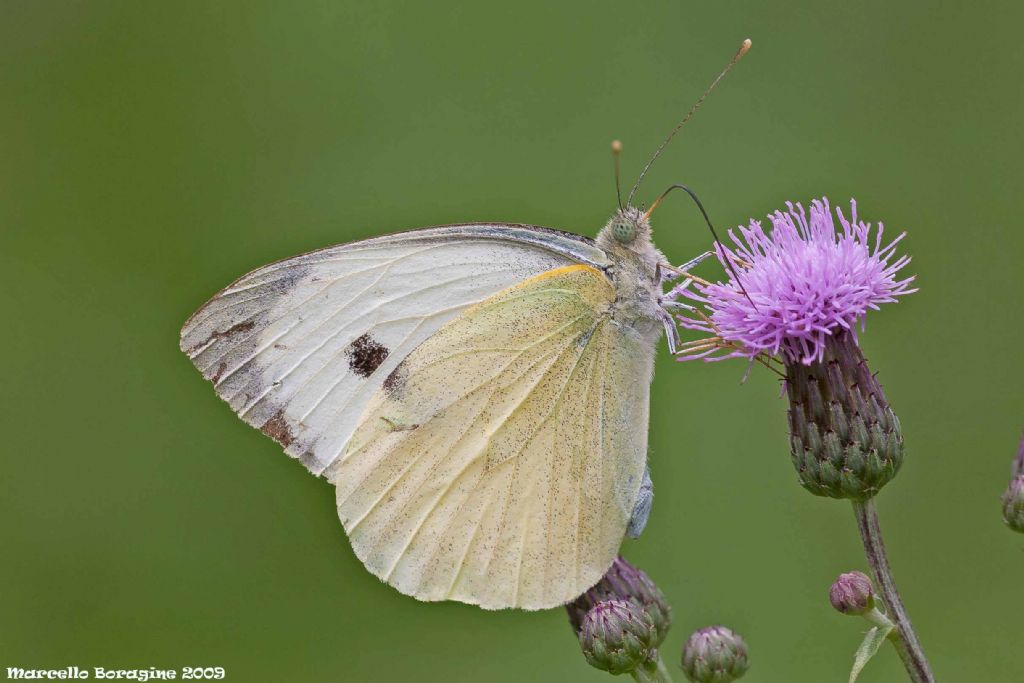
[647,183,757,309]
[626,38,751,208]
[611,140,624,210]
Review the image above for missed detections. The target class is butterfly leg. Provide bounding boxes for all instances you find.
[677,250,714,275]
[657,250,716,353]
[626,465,654,539]
[656,250,714,284]
[658,307,681,354]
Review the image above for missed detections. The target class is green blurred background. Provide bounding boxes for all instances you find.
[2,1,1020,681]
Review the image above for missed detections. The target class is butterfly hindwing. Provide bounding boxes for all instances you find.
[180,225,611,476]
[328,265,654,609]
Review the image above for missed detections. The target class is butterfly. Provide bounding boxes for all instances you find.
[180,41,750,610]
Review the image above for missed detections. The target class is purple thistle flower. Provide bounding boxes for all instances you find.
[675,198,916,365]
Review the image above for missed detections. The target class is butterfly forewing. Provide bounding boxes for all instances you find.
[180,225,610,476]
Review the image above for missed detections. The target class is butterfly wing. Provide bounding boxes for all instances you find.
[329,264,654,609]
[180,224,611,476]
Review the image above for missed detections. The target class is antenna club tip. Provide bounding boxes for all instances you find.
[611,140,623,153]
[739,39,752,56]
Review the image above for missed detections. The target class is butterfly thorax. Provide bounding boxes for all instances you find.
[596,207,668,341]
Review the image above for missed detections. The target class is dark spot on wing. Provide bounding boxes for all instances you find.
[382,360,409,398]
[221,319,256,336]
[346,334,389,377]
[211,362,228,384]
[260,410,295,448]
[188,319,257,356]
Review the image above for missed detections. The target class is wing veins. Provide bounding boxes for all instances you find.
[214,270,392,397]
[297,271,581,431]
[390,312,590,383]
[234,271,495,417]
[543,336,602,602]
[572,329,608,593]
[342,338,572,522]
[476,316,605,585]
[238,302,472,419]
[227,257,518,299]
[349,313,594,578]
[189,245,443,359]
[510,478,536,608]
[227,243,439,290]
[483,318,607,473]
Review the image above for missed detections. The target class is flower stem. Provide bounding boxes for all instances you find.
[631,654,675,683]
[852,498,934,683]
[862,605,895,632]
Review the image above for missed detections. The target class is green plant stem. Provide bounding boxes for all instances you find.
[862,606,895,631]
[631,654,675,683]
[852,498,934,683]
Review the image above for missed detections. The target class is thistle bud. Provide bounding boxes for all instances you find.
[680,626,749,683]
[829,571,875,615]
[578,599,658,675]
[567,556,672,645]
[787,331,903,500]
[1001,434,1024,533]
[1003,476,1024,533]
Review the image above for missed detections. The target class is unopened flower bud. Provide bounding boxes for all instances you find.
[1003,434,1024,533]
[787,331,904,500]
[829,571,875,615]
[578,599,658,675]
[680,625,749,683]
[567,556,671,645]
[1003,476,1024,533]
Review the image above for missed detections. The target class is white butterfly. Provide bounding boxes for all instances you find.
[180,42,750,610]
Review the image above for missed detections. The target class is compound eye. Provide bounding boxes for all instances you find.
[612,219,637,244]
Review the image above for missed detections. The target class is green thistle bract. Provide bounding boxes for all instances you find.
[787,331,903,500]
[578,599,658,675]
[567,556,672,646]
[1003,476,1024,533]
[680,626,749,683]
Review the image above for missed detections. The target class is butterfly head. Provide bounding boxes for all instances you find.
[610,212,641,244]
[601,207,650,244]
[597,207,658,259]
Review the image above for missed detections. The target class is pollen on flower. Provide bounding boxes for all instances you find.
[673,198,916,365]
